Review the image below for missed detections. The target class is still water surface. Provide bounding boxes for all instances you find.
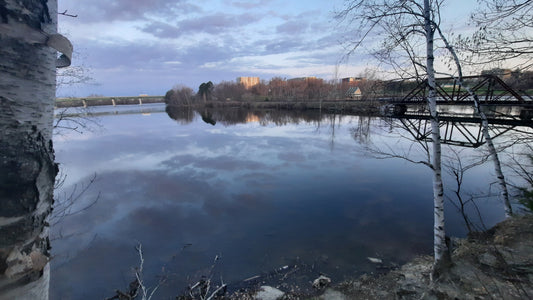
[51,104,518,298]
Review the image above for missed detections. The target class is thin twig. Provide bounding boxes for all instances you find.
[58,10,77,17]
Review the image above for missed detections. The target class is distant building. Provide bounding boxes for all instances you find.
[342,77,365,85]
[502,69,512,80]
[237,77,260,89]
[346,87,362,99]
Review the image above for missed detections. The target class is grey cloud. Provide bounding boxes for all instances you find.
[276,20,309,34]
[60,0,197,23]
[167,2,203,15]
[79,41,179,69]
[141,11,261,39]
[230,0,274,9]
[179,41,235,65]
[176,12,261,35]
[141,21,182,38]
[288,49,341,65]
[264,38,303,53]
[139,11,263,51]
[58,0,345,96]
[75,36,238,71]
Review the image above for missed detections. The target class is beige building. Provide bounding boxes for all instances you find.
[237,77,260,89]
[342,77,365,85]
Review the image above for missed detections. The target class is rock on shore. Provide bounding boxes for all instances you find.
[335,214,533,299]
[227,214,532,299]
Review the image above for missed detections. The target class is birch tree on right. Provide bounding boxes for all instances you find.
[338,0,527,276]
[337,0,452,278]
[443,0,533,217]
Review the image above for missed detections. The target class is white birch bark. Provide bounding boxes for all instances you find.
[478,110,513,218]
[435,27,513,218]
[424,0,448,274]
[0,0,59,298]
[468,90,512,218]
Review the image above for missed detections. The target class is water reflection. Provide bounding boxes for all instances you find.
[395,116,528,148]
[166,105,325,127]
[50,104,530,298]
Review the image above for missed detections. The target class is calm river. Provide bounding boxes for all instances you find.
[50,103,527,298]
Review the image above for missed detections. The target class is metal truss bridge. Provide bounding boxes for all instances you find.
[393,74,531,105]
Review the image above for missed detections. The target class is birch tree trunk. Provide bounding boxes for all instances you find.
[0,1,60,298]
[462,86,512,218]
[435,26,513,218]
[478,110,513,217]
[424,0,449,277]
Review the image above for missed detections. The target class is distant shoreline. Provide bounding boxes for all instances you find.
[55,97,384,114]
[55,96,165,108]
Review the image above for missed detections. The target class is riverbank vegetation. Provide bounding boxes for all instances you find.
[163,68,533,108]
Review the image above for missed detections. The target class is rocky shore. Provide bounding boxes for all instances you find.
[238,214,533,299]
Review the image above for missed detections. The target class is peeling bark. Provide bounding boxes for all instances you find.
[0,0,58,299]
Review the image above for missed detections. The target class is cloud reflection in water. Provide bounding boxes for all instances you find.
[52,107,503,298]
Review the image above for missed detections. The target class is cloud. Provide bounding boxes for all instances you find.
[76,40,179,69]
[230,0,274,9]
[141,21,182,39]
[60,0,197,23]
[176,12,262,35]
[140,12,262,39]
[264,39,304,54]
[276,20,309,34]
[57,0,355,97]
[179,40,235,66]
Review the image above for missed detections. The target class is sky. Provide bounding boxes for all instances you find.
[57,0,475,97]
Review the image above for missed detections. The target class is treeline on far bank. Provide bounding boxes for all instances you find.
[164,78,386,115]
[164,77,409,106]
[164,69,533,107]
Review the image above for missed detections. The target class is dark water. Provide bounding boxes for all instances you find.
[50,104,524,299]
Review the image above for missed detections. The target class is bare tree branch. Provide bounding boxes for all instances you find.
[58,10,77,18]
[456,0,533,70]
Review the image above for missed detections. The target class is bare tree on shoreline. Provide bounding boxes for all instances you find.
[337,0,453,277]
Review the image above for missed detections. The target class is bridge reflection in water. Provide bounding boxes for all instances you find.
[390,112,532,148]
